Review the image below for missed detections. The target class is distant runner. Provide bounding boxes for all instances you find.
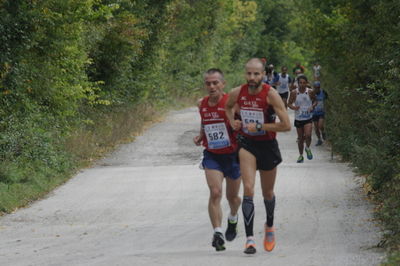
[276,66,291,108]
[312,81,327,145]
[288,75,317,163]
[263,64,279,88]
[290,69,303,91]
[193,68,242,252]
[292,62,305,75]
[313,62,322,81]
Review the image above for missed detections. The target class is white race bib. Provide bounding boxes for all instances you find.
[204,123,230,149]
[298,106,312,120]
[240,109,265,136]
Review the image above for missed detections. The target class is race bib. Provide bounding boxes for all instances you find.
[240,109,265,136]
[204,122,230,149]
[298,106,312,119]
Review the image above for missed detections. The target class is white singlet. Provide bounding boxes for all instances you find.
[277,73,290,94]
[294,88,313,121]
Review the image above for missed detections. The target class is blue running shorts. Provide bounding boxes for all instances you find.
[202,150,241,180]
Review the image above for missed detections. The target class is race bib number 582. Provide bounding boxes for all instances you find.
[204,123,230,149]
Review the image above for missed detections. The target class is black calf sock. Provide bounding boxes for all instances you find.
[242,196,255,237]
[264,196,275,227]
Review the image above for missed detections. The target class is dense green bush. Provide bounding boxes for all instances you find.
[6,0,396,261]
[0,0,298,213]
[299,0,400,260]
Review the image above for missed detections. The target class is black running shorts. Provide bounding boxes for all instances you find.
[279,91,289,99]
[312,114,325,122]
[294,119,312,128]
[237,134,282,171]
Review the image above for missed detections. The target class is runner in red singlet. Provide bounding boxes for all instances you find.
[193,68,241,252]
[225,58,291,254]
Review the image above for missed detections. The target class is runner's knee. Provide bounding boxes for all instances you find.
[243,184,254,197]
[263,191,275,200]
[226,193,240,204]
[210,187,222,200]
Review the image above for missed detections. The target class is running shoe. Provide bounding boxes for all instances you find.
[264,225,275,252]
[244,238,256,254]
[297,155,304,163]
[225,219,238,241]
[315,139,323,146]
[211,232,226,251]
[305,147,313,160]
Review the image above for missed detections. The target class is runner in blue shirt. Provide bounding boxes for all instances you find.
[263,64,279,88]
[312,81,328,145]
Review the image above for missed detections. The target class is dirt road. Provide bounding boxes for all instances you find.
[0,107,383,265]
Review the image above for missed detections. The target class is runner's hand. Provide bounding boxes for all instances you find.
[230,120,242,131]
[245,123,257,133]
[193,135,202,146]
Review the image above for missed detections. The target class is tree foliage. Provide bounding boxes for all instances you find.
[0,0,298,212]
[2,1,397,261]
[299,0,400,258]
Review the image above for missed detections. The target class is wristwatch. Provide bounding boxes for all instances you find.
[256,122,262,132]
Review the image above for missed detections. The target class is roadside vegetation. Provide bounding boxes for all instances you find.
[297,1,400,264]
[0,0,398,263]
[0,0,300,212]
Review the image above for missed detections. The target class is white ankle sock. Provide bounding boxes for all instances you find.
[228,214,238,223]
[214,227,223,234]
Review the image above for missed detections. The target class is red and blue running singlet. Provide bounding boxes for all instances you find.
[199,94,237,154]
[236,83,277,141]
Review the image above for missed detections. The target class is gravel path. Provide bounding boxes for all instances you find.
[0,107,383,266]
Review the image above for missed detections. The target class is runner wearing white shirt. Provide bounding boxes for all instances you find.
[313,62,322,81]
[288,75,317,163]
[276,66,291,109]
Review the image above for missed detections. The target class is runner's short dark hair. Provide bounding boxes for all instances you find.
[297,75,308,82]
[204,68,225,81]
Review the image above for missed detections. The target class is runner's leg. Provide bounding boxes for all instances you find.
[239,148,257,238]
[225,177,241,218]
[296,127,305,155]
[314,120,321,140]
[225,176,241,241]
[304,122,313,148]
[260,168,277,251]
[205,169,224,229]
[319,118,325,139]
[260,168,277,226]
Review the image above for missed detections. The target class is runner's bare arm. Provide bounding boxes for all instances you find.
[248,88,291,133]
[266,89,291,132]
[193,99,204,146]
[287,90,298,110]
[309,90,317,112]
[290,80,296,91]
[225,87,242,131]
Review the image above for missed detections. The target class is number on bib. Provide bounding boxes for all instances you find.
[240,109,265,136]
[204,123,230,149]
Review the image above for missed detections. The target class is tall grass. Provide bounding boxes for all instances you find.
[0,95,198,215]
